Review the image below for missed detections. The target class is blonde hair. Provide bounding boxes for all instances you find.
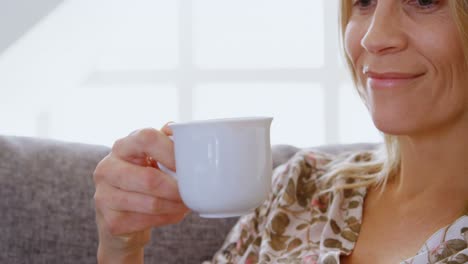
[319,0,468,193]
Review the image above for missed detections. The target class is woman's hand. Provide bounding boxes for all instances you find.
[93,123,190,263]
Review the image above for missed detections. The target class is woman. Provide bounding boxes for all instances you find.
[93,0,468,263]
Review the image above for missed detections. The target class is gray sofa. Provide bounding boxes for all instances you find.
[0,135,375,264]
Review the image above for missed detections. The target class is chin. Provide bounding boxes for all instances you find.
[372,115,461,138]
[371,114,420,136]
[368,102,435,137]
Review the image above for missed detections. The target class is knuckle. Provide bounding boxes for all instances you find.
[135,128,160,146]
[111,137,127,153]
[93,163,104,184]
[93,155,111,184]
[93,186,112,212]
[93,190,103,208]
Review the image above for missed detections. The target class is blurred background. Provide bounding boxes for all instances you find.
[0,0,381,148]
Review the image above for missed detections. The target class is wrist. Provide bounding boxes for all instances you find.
[97,245,144,264]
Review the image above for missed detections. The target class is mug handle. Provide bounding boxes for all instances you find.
[158,162,177,178]
[157,135,177,178]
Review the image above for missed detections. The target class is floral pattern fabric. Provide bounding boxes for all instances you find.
[403,216,468,264]
[205,150,468,264]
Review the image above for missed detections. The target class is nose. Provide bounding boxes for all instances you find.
[361,3,408,55]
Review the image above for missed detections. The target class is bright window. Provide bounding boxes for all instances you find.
[0,0,382,147]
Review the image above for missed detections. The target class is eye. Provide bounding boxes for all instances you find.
[353,0,375,8]
[407,0,441,9]
[352,0,376,13]
[417,0,436,5]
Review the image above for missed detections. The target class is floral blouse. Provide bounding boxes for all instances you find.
[205,150,468,264]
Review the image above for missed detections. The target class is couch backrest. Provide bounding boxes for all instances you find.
[0,135,377,264]
[0,136,109,264]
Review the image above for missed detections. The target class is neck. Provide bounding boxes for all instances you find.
[387,116,468,215]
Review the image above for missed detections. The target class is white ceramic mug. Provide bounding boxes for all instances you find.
[159,117,273,218]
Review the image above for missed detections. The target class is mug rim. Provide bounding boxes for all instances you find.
[168,116,273,127]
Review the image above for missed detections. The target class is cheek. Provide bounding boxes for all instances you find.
[413,19,467,107]
[344,21,369,100]
[344,21,363,68]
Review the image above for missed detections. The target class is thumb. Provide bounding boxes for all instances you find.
[161,121,175,136]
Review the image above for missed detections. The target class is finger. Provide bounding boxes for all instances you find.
[112,128,176,171]
[98,207,187,236]
[95,182,189,216]
[95,156,182,202]
[161,121,174,136]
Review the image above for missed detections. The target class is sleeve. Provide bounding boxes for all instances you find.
[206,160,293,264]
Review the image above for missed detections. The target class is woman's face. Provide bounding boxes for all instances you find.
[345,0,468,136]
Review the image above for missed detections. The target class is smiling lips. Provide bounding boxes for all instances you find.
[364,70,426,89]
